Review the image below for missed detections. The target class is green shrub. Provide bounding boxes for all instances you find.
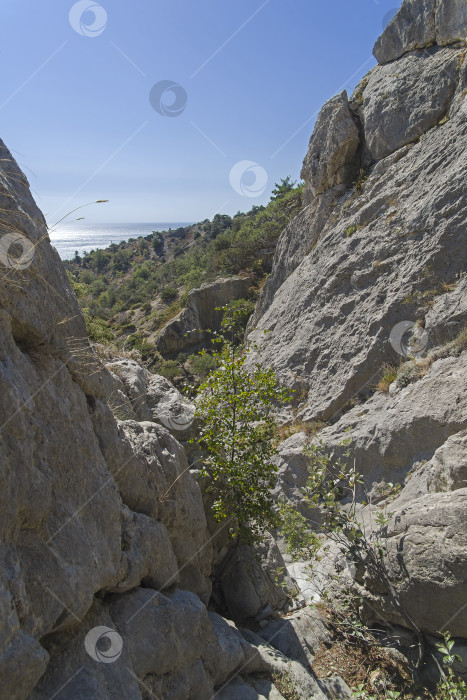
[189,351,216,378]
[395,361,419,388]
[157,360,182,382]
[195,314,292,543]
[83,311,114,343]
[160,286,178,303]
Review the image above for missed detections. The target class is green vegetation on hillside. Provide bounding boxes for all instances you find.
[195,307,293,543]
[65,178,304,372]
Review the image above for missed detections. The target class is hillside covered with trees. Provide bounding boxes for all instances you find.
[65,178,303,381]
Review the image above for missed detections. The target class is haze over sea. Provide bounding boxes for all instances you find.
[49,222,192,261]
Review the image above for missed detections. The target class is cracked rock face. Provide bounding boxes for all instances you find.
[156,275,252,356]
[300,91,359,202]
[1,0,466,695]
[246,0,467,650]
[0,139,330,699]
[248,74,467,424]
[362,46,459,161]
[373,0,467,64]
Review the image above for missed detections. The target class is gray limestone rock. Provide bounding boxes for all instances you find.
[359,489,467,637]
[250,186,347,328]
[373,0,437,64]
[258,607,330,670]
[247,109,467,424]
[315,351,467,492]
[217,534,298,621]
[301,92,359,200]
[363,47,459,161]
[156,276,252,356]
[373,0,467,65]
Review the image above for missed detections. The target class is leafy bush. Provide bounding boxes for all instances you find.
[435,632,467,699]
[83,311,114,343]
[189,351,216,378]
[195,314,292,543]
[157,359,181,382]
[160,286,178,303]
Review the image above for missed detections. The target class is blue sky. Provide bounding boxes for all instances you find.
[0,0,401,224]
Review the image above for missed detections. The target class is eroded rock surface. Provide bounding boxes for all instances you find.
[248,86,467,424]
[246,0,467,672]
[0,140,325,699]
[373,0,467,64]
[156,275,252,356]
[301,91,359,202]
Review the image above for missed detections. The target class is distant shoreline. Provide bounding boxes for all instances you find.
[49,222,194,260]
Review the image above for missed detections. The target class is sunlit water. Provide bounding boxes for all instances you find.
[49,222,192,260]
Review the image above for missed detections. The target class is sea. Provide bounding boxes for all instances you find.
[49,222,193,261]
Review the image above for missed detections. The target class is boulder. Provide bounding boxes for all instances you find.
[258,607,330,669]
[363,46,459,161]
[436,0,467,47]
[301,92,359,200]
[373,0,467,65]
[105,359,152,421]
[373,0,437,64]
[28,602,141,700]
[111,506,180,593]
[156,276,252,356]
[207,613,246,687]
[106,359,197,439]
[358,489,467,637]
[216,535,298,621]
[109,588,215,682]
[240,628,329,699]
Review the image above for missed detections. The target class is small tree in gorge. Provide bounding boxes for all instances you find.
[195,306,291,544]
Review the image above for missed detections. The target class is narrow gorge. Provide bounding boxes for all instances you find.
[0,0,466,698]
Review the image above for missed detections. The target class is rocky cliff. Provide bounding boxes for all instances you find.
[1,0,466,698]
[0,139,332,698]
[247,0,467,674]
